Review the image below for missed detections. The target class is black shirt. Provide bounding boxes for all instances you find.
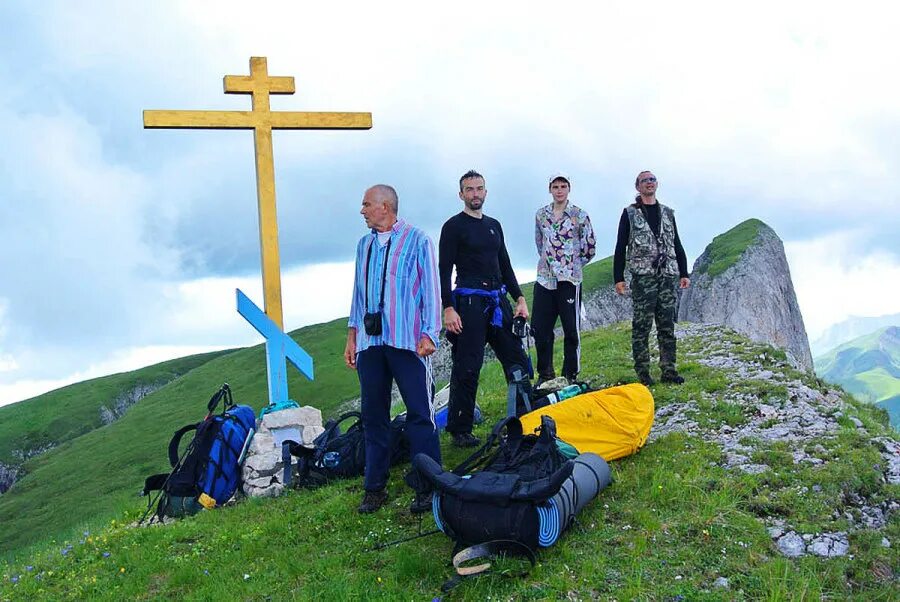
[438,212,523,308]
[613,203,689,282]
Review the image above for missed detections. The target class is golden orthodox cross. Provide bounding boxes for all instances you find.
[144,56,372,329]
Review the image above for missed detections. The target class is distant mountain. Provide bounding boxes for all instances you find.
[810,313,900,356]
[815,326,900,427]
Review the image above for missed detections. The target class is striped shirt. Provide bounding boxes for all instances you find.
[348,219,442,355]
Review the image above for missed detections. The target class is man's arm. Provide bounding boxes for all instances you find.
[438,218,463,334]
[417,235,441,355]
[614,209,630,294]
[534,209,543,255]
[580,210,597,264]
[345,239,366,369]
[673,216,690,289]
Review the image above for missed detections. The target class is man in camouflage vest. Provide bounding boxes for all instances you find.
[613,171,690,386]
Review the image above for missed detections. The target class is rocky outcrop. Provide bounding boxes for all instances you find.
[678,220,813,370]
[581,284,632,329]
[0,463,18,495]
[99,381,166,425]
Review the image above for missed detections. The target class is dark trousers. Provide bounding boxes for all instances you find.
[531,281,582,380]
[631,273,678,376]
[357,345,441,492]
[446,294,532,435]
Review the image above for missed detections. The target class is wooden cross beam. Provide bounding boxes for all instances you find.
[144,56,372,329]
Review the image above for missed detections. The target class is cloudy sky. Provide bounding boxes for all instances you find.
[1,1,899,406]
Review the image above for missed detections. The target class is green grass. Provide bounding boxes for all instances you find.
[697,219,766,278]
[1,324,897,600]
[0,351,230,466]
[0,317,362,561]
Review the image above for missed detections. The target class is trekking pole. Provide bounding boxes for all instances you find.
[369,514,440,551]
[138,435,199,526]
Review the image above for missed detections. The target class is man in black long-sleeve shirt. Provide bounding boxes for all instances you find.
[613,170,690,385]
[439,170,532,446]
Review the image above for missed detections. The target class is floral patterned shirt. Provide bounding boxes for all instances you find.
[534,202,596,289]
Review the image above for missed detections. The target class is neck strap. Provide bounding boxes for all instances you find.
[365,234,392,312]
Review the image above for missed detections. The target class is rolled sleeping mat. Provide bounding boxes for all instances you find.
[536,452,612,547]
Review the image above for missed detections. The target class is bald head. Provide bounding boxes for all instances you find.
[366,184,399,215]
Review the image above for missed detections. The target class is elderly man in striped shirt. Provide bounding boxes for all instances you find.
[344,184,443,514]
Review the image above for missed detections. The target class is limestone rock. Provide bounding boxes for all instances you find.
[807,533,849,557]
[678,220,813,370]
[241,405,324,498]
[776,531,806,557]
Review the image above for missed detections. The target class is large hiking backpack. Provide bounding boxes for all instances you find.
[141,384,256,521]
[414,415,573,550]
[287,411,410,487]
[414,415,612,590]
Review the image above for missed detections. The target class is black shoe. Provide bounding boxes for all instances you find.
[661,372,685,384]
[409,491,433,514]
[637,373,655,386]
[357,490,388,514]
[452,432,480,448]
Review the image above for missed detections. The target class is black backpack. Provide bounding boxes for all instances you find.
[414,414,572,550]
[286,411,410,487]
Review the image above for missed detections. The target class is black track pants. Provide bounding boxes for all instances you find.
[531,281,581,380]
[446,294,531,435]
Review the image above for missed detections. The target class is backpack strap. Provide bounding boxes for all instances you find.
[441,540,536,592]
[452,416,523,477]
[168,423,199,467]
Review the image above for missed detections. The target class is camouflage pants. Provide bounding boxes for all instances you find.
[630,273,678,376]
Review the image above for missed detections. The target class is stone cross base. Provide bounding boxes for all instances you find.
[241,405,324,498]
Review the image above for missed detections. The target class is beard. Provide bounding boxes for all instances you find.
[465,197,484,211]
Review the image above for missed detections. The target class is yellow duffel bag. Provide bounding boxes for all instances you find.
[520,383,654,461]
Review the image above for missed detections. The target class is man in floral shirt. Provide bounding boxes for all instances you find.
[532,173,596,385]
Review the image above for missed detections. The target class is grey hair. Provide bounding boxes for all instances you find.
[368,184,399,214]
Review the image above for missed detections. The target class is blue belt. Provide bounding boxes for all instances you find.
[453,286,506,328]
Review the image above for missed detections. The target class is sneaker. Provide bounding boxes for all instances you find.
[534,375,555,390]
[661,371,685,384]
[451,432,480,448]
[637,373,655,386]
[409,491,433,514]
[357,489,388,514]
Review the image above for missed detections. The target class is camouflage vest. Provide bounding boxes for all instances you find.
[625,203,678,277]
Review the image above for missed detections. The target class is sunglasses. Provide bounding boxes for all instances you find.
[639,177,657,184]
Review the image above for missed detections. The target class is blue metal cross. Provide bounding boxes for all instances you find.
[236,288,314,415]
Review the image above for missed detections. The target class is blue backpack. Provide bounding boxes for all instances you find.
[141,384,256,521]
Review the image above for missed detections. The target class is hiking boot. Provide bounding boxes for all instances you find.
[637,372,655,386]
[357,489,388,514]
[661,371,685,384]
[409,491,433,514]
[452,432,480,448]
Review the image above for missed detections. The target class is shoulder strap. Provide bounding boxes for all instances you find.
[168,423,199,467]
[452,417,522,476]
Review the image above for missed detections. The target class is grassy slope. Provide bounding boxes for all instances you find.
[0,351,231,465]
[0,259,615,561]
[696,219,765,278]
[1,325,897,600]
[815,327,900,426]
[0,317,361,560]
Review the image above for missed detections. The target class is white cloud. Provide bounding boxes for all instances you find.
[786,232,900,340]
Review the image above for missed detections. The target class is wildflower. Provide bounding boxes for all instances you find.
[119,567,125,574]
[83,531,90,537]
[377,576,383,583]
[61,549,69,556]
[243,574,250,581]
[25,566,33,572]
[102,552,111,558]
[10,576,19,584]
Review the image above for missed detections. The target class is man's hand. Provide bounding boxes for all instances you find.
[344,329,357,369]
[514,296,529,319]
[416,335,436,357]
[615,281,627,295]
[444,307,463,334]
[679,277,690,289]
